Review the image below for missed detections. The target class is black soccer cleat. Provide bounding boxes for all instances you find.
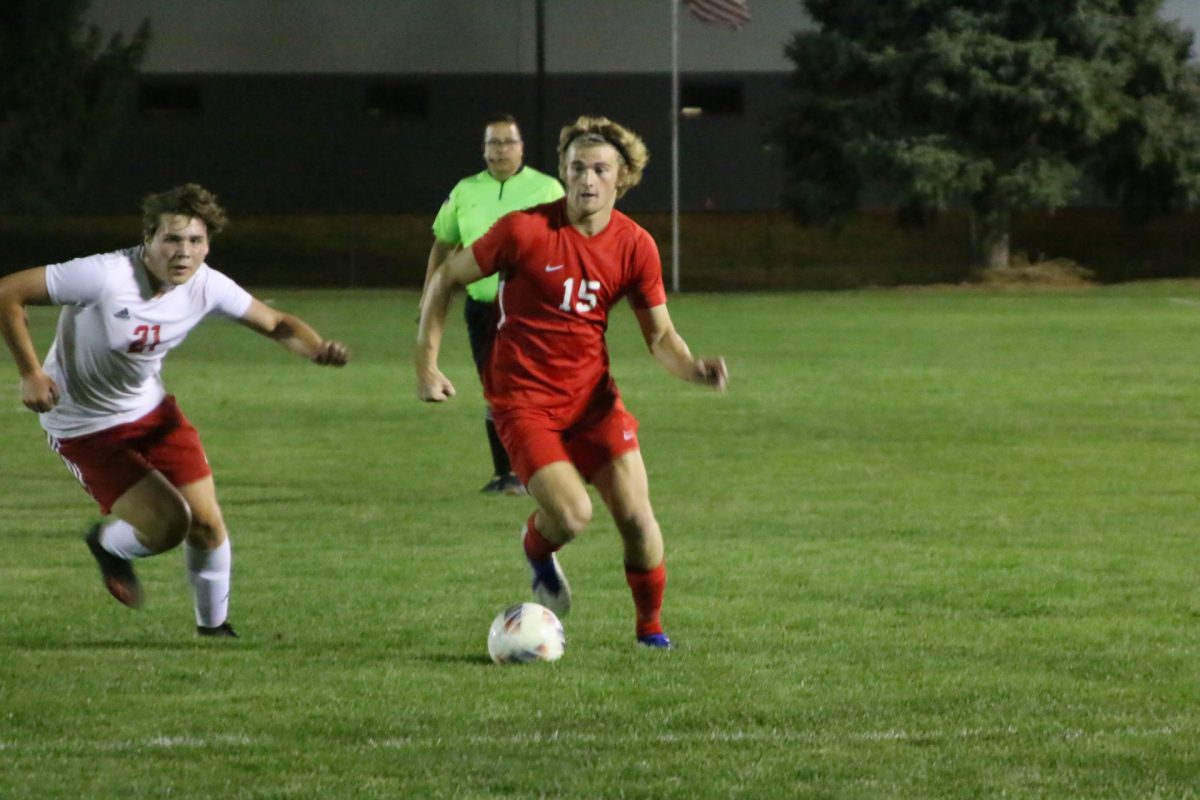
[196,622,239,638]
[84,523,143,609]
[482,473,528,496]
[496,473,527,496]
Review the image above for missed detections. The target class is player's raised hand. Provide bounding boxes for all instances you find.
[311,340,349,366]
[20,370,59,412]
[694,357,728,392]
[416,368,457,402]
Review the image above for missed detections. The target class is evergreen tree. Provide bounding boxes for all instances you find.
[0,0,149,214]
[774,0,1200,270]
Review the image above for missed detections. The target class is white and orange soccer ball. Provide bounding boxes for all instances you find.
[487,602,565,664]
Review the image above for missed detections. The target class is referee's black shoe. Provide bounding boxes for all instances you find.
[482,473,527,496]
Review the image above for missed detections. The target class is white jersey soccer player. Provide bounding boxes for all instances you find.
[0,183,349,638]
[41,247,252,438]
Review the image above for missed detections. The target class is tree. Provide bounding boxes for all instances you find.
[773,0,1200,270]
[0,0,149,215]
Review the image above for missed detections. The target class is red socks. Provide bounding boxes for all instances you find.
[522,513,561,562]
[526,513,667,638]
[625,561,667,638]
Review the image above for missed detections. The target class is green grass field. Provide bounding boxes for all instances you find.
[2,284,1198,798]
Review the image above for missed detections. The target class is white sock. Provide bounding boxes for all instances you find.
[185,539,231,628]
[99,519,155,559]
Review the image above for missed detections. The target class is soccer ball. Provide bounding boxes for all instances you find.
[487,602,565,664]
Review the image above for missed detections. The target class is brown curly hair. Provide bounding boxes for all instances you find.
[557,116,649,199]
[141,183,229,240]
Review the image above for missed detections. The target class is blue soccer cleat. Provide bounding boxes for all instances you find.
[528,552,572,618]
[637,632,673,649]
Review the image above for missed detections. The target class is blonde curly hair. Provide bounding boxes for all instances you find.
[557,116,649,199]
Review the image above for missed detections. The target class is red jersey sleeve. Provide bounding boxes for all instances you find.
[625,226,668,309]
[470,212,518,278]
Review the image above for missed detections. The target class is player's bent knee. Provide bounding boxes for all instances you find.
[548,496,593,540]
[113,473,194,551]
[561,509,592,539]
[613,509,659,541]
[139,502,192,551]
[163,503,193,546]
[186,516,226,549]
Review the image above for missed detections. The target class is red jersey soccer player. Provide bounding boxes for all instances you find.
[415,116,728,648]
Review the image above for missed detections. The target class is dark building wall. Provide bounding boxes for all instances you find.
[74,72,789,216]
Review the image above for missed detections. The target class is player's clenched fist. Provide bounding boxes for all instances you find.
[20,371,59,412]
[694,357,728,392]
[311,340,349,366]
[416,368,456,402]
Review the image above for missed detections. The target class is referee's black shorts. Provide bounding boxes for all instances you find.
[464,295,499,374]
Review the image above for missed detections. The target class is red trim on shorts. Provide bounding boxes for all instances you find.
[48,395,211,514]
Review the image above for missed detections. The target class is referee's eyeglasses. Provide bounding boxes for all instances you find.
[485,138,522,148]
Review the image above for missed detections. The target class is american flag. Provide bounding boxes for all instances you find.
[684,0,751,29]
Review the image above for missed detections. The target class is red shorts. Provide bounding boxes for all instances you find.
[48,396,212,514]
[494,397,640,484]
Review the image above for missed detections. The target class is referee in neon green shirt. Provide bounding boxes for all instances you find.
[425,113,564,495]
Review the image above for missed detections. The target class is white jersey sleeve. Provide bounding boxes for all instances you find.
[45,254,109,307]
[201,266,254,319]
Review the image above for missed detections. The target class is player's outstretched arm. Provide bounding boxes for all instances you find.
[238,299,349,366]
[0,267,60,411]
[414,247,484,402]
[634,304,728,391]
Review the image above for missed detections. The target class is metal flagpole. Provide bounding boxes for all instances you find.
[534,0,546,165]
[671,0,681,293]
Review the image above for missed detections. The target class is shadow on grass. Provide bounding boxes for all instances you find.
[417,652,494,667]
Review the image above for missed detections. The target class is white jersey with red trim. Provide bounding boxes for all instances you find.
[40,247,253,438]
